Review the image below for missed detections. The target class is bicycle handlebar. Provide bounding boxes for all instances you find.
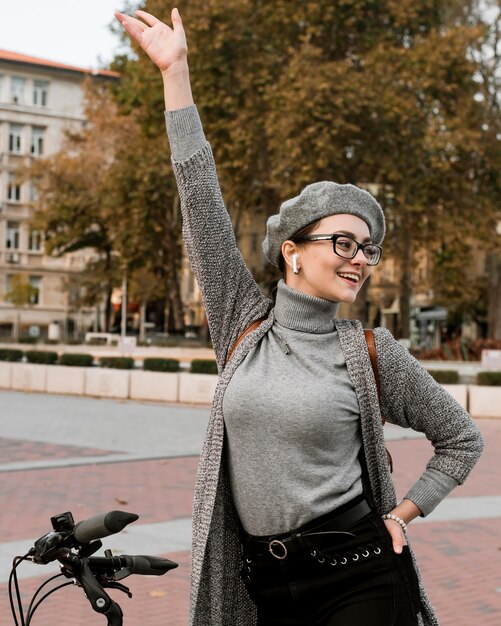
[73,511,139,544]
[88,554,178,576]
[11,510,178,626]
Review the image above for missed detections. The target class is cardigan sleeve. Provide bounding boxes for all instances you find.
[374,327,484,516]
[165,106,270,370]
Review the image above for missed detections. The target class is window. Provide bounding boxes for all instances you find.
[29,275,41,305]
[28,230,42,251]
[33,80,49,107]
[7,175,21,202]
[10,76,25,104]
[6,221,20,249]
[8,124,23,154]
[31,126,45,157]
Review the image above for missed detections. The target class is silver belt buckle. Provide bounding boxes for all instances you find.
[268,539,287,560]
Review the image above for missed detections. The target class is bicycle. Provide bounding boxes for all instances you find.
[9,510,178,625]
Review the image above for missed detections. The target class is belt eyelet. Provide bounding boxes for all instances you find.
[341,557,348,565]
[352,553,359,561]
[329,558,337,566]
[374,547,381,555]
[362,550,370,558]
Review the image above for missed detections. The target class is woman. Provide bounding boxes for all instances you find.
[116,9,483,626]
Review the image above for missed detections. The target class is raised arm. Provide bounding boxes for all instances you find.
[115,9,270,369]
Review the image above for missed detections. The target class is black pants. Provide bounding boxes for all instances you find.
[240,505,421,626]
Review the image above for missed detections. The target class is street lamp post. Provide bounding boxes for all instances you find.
[120,267,127,339]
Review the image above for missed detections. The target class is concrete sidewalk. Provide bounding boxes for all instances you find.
[0,391,499,625]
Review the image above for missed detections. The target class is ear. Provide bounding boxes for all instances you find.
[281,240,299,274]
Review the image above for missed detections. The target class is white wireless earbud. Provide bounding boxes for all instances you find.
[292,254,299,275]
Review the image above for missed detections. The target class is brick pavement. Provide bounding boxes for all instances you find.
[0,456,198,542]
[0,436,120,463]
[1,419,500,625]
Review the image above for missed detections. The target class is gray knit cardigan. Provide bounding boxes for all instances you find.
[171,141,484,626]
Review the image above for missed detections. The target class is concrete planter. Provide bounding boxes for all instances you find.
[129,370,178,403]
[46,366,86,395]
[85,368,130,399]
[0,362,12,389]
[11,363,47,392]
[178,372,218,404]
[468,385,501,419]
[441,384,468,410]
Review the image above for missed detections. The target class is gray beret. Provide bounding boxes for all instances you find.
[262,181,385,266]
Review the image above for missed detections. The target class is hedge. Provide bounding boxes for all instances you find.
[143,358,180,372]
[99,357,134,370]
[190,359,218,375]
[18,337,38,344]
[0,349,23,362]
[25,350,58,365]
[427,370,459,384]
[59,353,94,367]
[477,371,501,386]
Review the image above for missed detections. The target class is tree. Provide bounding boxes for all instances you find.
[29,80,185,332]
[6,275,39,340]
[29,82,129,330]
[262,1,499,337]
[108,0,499,338]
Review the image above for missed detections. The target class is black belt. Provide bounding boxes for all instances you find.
[244,498,372,560]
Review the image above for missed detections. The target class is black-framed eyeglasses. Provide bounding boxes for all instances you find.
[294,233,383,266]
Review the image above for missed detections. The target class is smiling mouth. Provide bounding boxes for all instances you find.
[337,272,360,284]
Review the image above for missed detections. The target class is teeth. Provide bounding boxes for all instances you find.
[338,272,360,283]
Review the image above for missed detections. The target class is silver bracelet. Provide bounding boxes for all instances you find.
[381,513,408,533]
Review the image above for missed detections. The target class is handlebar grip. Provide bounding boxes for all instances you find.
[125,555,178,575]
[73,511,139,544]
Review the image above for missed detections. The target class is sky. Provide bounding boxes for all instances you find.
[0,0,132,70]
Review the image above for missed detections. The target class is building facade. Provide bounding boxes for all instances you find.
[0,50,117,340]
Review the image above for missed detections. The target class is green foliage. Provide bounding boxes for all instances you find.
[25,350,58,364]
[6,275,39,307]
[28,0,500,341]
[99,357,135,369]
[118,0,498,337]
[0,349,23,362]
[477,371,501,386]
[427,369,459,384]
[18,337,38,344]
[143,358,180,372]
[190,359,218,375]
[59,353,94,367]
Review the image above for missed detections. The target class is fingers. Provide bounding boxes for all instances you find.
[135,9,167,28]
[171,7,184,30]
[384,520,406,554]
[114,11,147,41]
[135,7,184,32]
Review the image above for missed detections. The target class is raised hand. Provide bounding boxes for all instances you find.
[115,8,188,76]
[115,7,193,110]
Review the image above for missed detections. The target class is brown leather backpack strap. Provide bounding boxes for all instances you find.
[364,328,393,473]
[226,317,266,366]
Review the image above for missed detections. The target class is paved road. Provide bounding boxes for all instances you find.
[0,390,499,625]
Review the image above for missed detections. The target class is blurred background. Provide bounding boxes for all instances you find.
[0,0,499,360]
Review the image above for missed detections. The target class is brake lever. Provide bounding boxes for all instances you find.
[100,580,133,598]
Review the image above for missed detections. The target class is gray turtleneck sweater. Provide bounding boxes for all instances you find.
[223,280,363,535]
